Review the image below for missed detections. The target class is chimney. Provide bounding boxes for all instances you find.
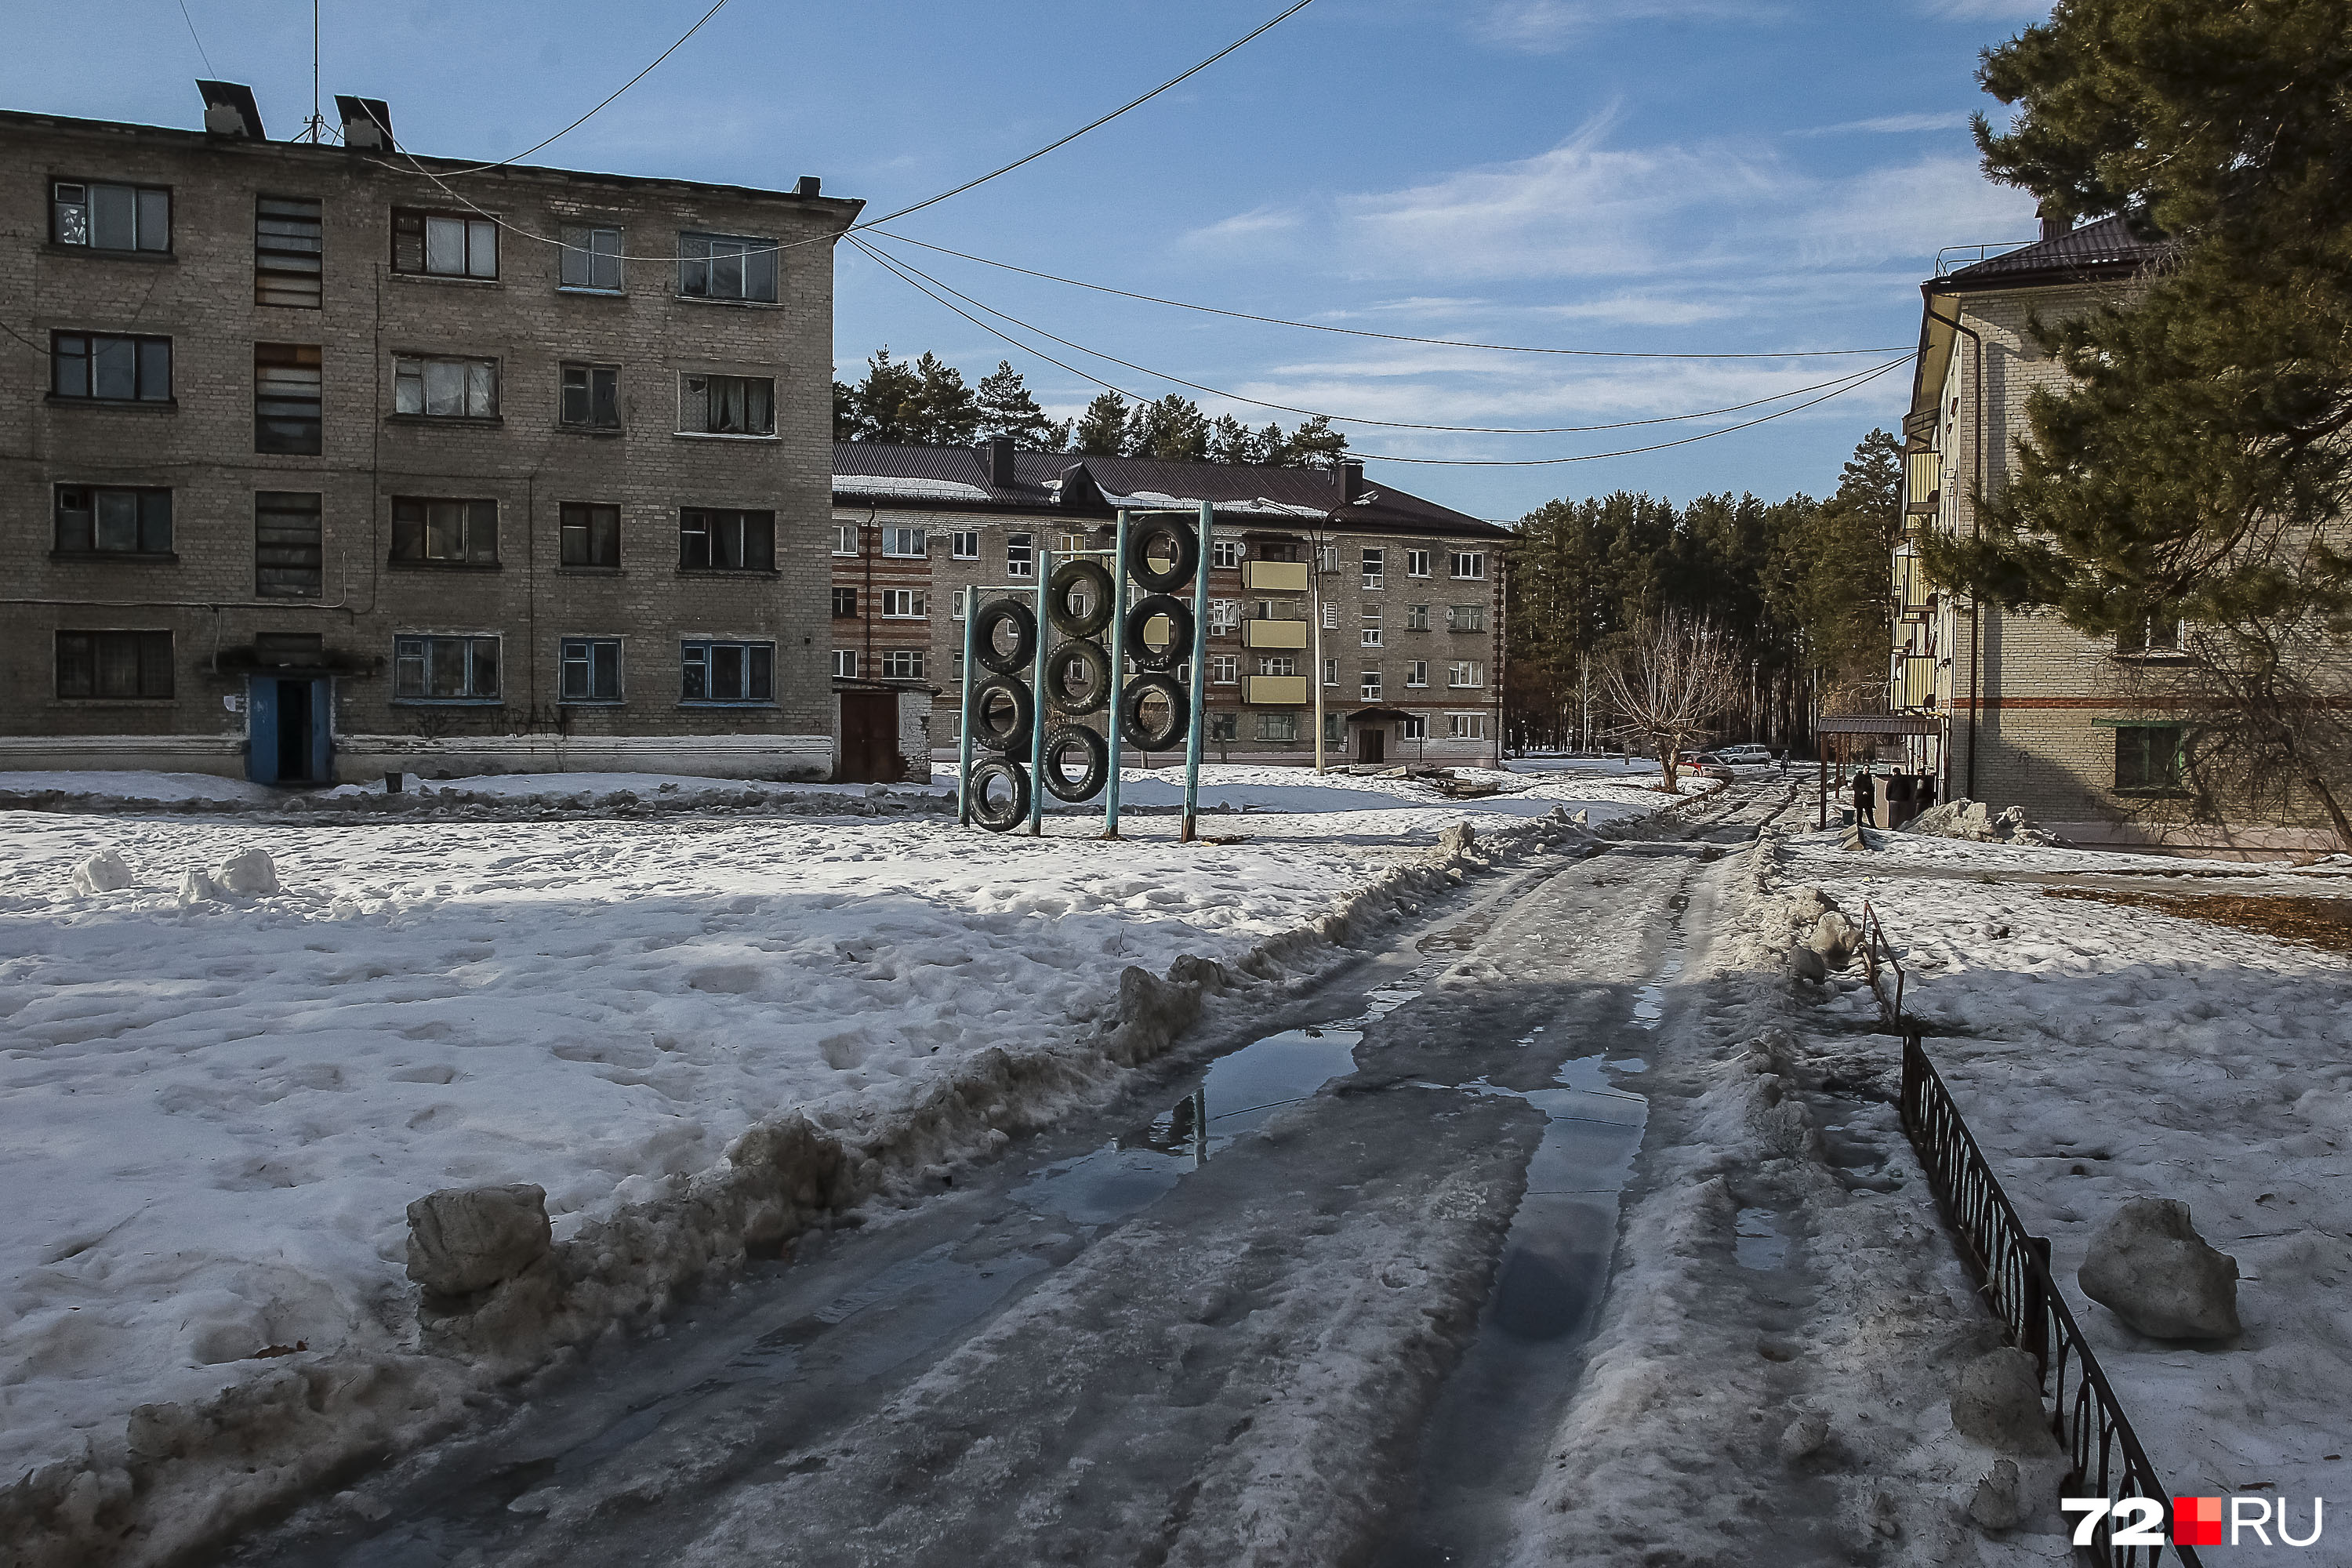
[795,176,822,198]
[196,81,267,140]
[2037,202,2074,244]
[335,96,393,151]
[986,436,1017,488]
[1336,459,1365,503]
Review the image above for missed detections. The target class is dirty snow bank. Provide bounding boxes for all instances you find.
[0,784,1639,1565]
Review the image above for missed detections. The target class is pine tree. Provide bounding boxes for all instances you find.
[1129,395,1211,463]
[844,349,926,443]
[975,361,1068,450]
[832,379,855,442]
[1207,414,1258,466]
[909,353,982,446]
[1071,391,1131,456]
[1277,414,1348,466]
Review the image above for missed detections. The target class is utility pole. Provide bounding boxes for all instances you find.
[1310,542,1327,773]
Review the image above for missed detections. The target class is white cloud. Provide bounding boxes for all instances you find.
[1918,0,2050,19]
[1475,0,1783,52]
[1791,111,1974,137]
[1182,204,1305,246]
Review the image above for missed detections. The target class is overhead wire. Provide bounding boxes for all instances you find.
[849,235,1896,436]
[848,234,1913,467]
[865,230,1910,361]
[176,0,218,77]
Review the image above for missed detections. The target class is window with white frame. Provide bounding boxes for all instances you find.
[1406,548,1431,578]
[1362,548,1385,590]
[833,523,858,556]
[880,649,924,679]
[1406,603,1430,631]
[950,588,968,619]
[1402,713,1426,740]
[1446,712,1486,740]
[951,529,979,559]
[1361,610,1383,648]
[1406,660,1428,687]
[394,354,498,419]
[1446,603,1489,633]
[1449,550,1486,580]
[1211,539,1243,569]
[1257,655,1298,677]
[832,649,857,678]
[53,180,171,252]
[1360,670,1382,700]
[1258,713,1298,742]
[884,525,927,557]
[1322,603,1338,630]
[1323,658,1338,685]
[1211,654,1239,684]
[1006,532,1034,579]
[682,640,775,703]
[1209,599,1240,632]
[1448,660,1484,688]
[394,633,499,702]
[391,209,496,279]
[881,588,926,619]
[559,637,621,702]
[1316,544,1338,573]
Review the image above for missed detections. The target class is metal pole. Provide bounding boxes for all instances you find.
[1311,540,1327,773]
[956,584,979,826]
[1104,510,1131,838]
[1181,500,1210,842]
[1029,544,1053,836]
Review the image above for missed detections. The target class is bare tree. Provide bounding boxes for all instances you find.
[1597,616,1744,792]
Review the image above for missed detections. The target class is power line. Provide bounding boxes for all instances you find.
[372,0,1316,265]
[176,0,217,76]
[866,230,1910,361]
[851,235,1911,467]
[850,235,1893,435]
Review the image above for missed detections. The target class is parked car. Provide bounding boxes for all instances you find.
[1675,750,1737,781]
[1716,744,1771,765]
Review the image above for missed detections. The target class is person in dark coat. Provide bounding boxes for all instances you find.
[1886,771,1915,828]
[1850,769,1876,827]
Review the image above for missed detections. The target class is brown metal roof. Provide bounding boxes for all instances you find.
[1939,216,2165,292]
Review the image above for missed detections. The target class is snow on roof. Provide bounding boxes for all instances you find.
[833,474,996,502]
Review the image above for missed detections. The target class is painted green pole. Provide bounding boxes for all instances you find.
[956,583,979,826]
[1103,509,1131,839]
[1181,499,1211,842]
[1027,543,1053,836]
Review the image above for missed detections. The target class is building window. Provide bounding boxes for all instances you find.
[1211,654,1239,684]
[392,209,497,279]
[882,525,927,558]
[394,633,499,702]
[1406,604,1429,631]
[54,485,172,556]
[677,233,777,302]
[1257,655,1299,677]
[678,509,775,572]
[1209,713,1239,741]
[1446,713,1486,741]
[880,649,925,679]
[1361,671,1382,700]
[558,225,623,292]
[1447,604,1489,633]
[1403,713,1427,740]
[1361,613,1383,648]
[950,588,968,620]
[2117,617,2184,656]
[394,354,499,419]
[2114,725,2184,791]
[683,641,775,703]
[1449,550,1487,580]
[560,637,622,702]
[1362,548,1385,590]
[1323,711,1345,745]
[1316,544,1338,574]
[1007,532,1034,579]
[561,364,621,430]
[1406,548,1431,578]
[559,502,620,568]
[832,649,858,679]
[254,492,322,597]
[679,373,774,437]
[390,497,498,564]
[255,343,323,454]
[53,180,171,252]
[833,587,859,619]
[1209,599,1240,633]
[1322,603,1338,630]
[1257,713,1298,742]
[52,332,171,402]
[1448,660,1484,688]
[1323,658,1338,685]
[1211,539,1243,569]
[881,588,927,619]
[56,630,172,699]
[1406,660,1428,688]
[254,195,321,307]
[951,529,979,560]
[834,523,860,556]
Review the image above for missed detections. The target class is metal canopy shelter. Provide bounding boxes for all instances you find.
[1813,714,1941,830]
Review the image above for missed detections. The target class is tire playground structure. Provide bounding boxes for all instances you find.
[955,503,1215,840]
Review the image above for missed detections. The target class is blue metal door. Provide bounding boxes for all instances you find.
[308,678,333,783]
[246,677,281,784]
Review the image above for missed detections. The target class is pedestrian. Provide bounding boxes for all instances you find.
[1850,768,1876,827]
[1886,771,1915,829]
[1777,748,1788,775]
[1916,774,1937,812]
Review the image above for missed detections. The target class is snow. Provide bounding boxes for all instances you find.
[830,474,994,501]
[0,765,1676,1505]
[0,771,281,806]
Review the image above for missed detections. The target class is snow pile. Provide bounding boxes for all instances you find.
[0,787,1629,1563]
[1904,798,2058,845]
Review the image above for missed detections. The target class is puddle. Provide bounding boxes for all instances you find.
[1733,1207,1788,1271]
[1629,985,1667,1029]
[1013,1028,1365,1225]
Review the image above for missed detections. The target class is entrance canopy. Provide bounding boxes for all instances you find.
[1347,706,1413,724]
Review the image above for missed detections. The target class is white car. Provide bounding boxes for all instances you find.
[1716,745,1772,765]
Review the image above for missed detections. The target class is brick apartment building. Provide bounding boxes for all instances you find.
[1,86,858,784]
[829,441,1508,779]
[1896,215,2347,852]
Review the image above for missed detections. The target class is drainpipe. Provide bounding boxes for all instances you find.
[1923,297,1985,801]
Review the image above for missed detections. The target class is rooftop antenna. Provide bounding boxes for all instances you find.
[299,0,329,142]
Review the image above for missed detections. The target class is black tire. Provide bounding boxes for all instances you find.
[1127,517,1201,593]
[1124,594,1195,672]
[1120,673,1189,752]
[1046,560,1115,639]
[1046,639,1112,717]
[971,597,1038,675]
[1041,724,1109,802]
[968,673,1034,754]
[967,758,1030,832]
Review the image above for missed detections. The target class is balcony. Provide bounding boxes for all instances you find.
[1243,674,1309,705]
[1242,560,1308,593]
[1242,618,1308,650]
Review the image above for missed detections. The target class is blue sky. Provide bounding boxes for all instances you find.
[6,0,2049,519]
